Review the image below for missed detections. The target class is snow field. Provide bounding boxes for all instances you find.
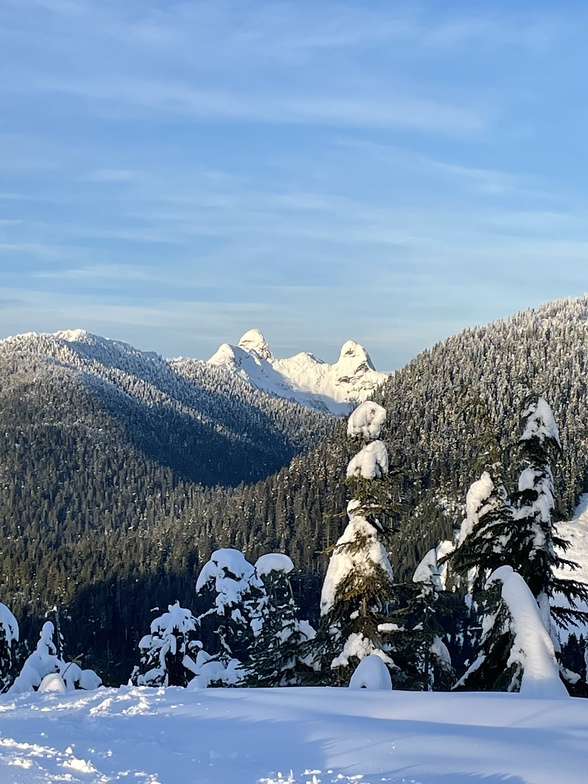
[208,331,388,414]
[0,686,587,784]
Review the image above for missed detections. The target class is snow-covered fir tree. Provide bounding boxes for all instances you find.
[452,470,514,600]
[408,542,454,690]
[311,401,397,685]
[9,621,101,693]
[508,397,588,636]
[452,397,588,692]
[195,548,265,683]
[0,603,19,693]
[246,553,315,686]
[449,390,514,601]
[130,602,201,687]
[456,566,568,697]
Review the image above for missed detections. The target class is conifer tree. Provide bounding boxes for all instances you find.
[195,549,265,669]
[454,397,588,692]
[456,566,568,697]
[311,401,397,685]
[508,397,588,635]
[451,471,513,600]
[130,602,201,687]
[246,554,315,686]
[408,543,454,690]
[0,603,19,693]
[450,389,513,602]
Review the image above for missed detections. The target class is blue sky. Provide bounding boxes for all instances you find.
[2,0,588,370]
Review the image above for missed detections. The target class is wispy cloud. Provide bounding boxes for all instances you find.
[1,2,587,367]
[33,75,485,135]
[0,2,493,136]
[336,138,554,199]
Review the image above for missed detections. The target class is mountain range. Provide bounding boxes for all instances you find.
[206,328,388,414]
[3,297,588,681]
[0,328,337,487]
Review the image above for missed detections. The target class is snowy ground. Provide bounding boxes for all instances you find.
[0,686,587,784]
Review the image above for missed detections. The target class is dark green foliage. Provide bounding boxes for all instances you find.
[344,471,403,537]
[4,298,588,682]
[508,398,588,628]
[559,634,588,696]
[402,581,455,691]
[455,578,521,692]
[560,633,587,681]
[0,604,19,693]
[246,566,315,686]
[450,471,513,599]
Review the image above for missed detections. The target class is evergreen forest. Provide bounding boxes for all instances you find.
[2,297,588,686]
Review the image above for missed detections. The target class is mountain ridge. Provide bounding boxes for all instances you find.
[207,328,388,414]
[0,328,334,487]
[3,297,588,680]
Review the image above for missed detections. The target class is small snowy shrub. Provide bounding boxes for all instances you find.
[9,621,101,694]
[349,653,392,690]
[130,602,201,687]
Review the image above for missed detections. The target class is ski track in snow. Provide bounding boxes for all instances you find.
[0,686,587,784]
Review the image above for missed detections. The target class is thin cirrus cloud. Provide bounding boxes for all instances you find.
[1,1,588,368]
[39,77,487,136]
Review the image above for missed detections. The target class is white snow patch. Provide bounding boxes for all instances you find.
[488,566,568,699]
[196,548,261,614]
[348,654,392,690]
[38,674,67,693]
[187,656,243,689]
[255,554,294,577]
[0,686,586,784]
[320,515,392,616]
[520,397,561,447]
[346,401,386,441]
[9,621,101,695]
[413,540,454,590]
[458,471,495,546]
[346,440,388,480]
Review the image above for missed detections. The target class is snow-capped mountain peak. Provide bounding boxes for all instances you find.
[207,330,388,414]
[237,329,273,360]
[334,340,376,378]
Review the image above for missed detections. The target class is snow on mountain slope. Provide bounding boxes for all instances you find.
[556,496,588,639]
[0,329,333,486]
[566,495,588,570]
[208,328,389,414]
[0,686,585,784]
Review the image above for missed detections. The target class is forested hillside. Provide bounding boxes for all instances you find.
[0,329,334,681]
[0,329,333,486]
[2,298,588,683]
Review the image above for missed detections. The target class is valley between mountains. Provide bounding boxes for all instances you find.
[2,296,588,682]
